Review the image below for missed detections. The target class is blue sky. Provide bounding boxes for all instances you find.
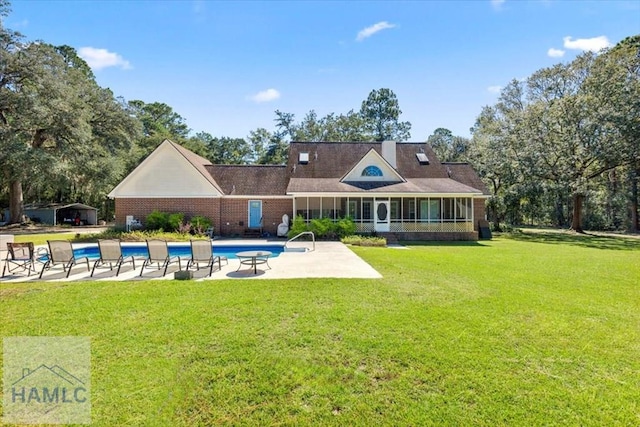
[6,0,640,140]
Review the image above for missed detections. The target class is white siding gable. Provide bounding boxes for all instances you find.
[108,141,221,198]
[341,148,405,183]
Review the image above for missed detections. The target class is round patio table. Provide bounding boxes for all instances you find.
[235,250,272,274]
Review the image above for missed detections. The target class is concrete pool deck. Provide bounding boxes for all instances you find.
[0,240,382,282]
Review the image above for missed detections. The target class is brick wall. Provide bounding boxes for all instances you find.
[219,198,293,236]
[474,198,487,231]
[116,197,293,237]
[115,198,221,230]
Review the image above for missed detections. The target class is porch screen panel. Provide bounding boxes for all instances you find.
[419,198,429,221]
[443,198,455,221]
[455,198,471,221]
[337,197,348,219]
[308,197,321,219]
[403,199,416,220]
[362,198,373,222]
[296,197,309,221]
[322,197,335,219]
[348,200,358,220]
[390,198,401,220]
[428,199,441,222]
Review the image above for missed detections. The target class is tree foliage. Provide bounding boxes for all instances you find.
[470,36,640,232]
[1,2,140,222]
[426,128,470,162]
[360,88,411,141]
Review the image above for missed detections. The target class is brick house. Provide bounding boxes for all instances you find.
[109,139,489,240]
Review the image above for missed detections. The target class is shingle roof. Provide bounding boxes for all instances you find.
[286,142,450,179]
[164,140,487,197]
[286,142,486,194]
[442,163,490,195]
[287,178,483,194]
[207,165,289,196]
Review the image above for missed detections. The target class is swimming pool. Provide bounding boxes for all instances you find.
[73,243,284,260]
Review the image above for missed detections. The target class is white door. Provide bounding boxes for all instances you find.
[375,200,390,232]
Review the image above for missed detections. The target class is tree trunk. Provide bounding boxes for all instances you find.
[555,194,564,227]
[571,193,584,233]
[630,165,639,233]
[9,180,24,224]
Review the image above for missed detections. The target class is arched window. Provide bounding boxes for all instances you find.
[361,165,383,177]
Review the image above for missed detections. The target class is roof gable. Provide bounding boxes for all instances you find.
[108,139,223,198]
[340,148,405,183]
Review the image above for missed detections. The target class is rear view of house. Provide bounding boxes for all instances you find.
[108,139,489,240]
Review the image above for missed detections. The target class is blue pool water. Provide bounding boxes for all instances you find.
[73,243,284,260]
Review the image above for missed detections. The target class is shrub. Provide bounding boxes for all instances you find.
[335,217,356,238]
[145,210,170,231]
[309,218,334,239]
[167,213,184,232]
[341,235,387,247]
[190,215,212,234]
[178,222,192,234]
[288,215,309,239]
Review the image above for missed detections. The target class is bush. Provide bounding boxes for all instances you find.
[167,213,184,232]
[190,215,212,234]
[145,210,170,231]
[309,218,334,239]
[288,216,357,240]
[145,211,188,232]
[341,235,387,247]
[335,217,356,238]
[288,215,309,239]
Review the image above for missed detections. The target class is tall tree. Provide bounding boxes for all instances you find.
[0,8,139,222]
[591,35,640,232]
[127,100,190,165]
[470,40,639,232]
[246,128,271,164]
[359,88,411,141]
[427,128,470,162]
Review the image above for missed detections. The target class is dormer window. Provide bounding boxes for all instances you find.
[299,152,309,164]
[361,165,383,177]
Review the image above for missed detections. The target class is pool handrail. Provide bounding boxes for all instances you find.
[285,231,315,252]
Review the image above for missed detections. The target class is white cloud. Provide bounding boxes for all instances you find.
[547,48,565,58]
[563,36,612,52]
[356,21,396,42]
[249,88,281,103]
[491,0,506,10]
[487,85,502,94]
[78,47,131,71]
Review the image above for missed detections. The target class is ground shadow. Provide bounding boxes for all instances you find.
[502,230,640,251]
[400,240,489,248]
[225,270,266,278]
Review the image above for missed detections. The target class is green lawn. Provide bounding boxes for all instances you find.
[1,232,639,425]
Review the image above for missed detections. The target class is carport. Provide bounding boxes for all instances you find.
[23,203,98,226]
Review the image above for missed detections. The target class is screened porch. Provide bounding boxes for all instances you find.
[292,196,475,233]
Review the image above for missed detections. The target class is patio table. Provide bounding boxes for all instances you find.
[236,250,272,274]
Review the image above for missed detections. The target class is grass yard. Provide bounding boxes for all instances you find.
[1,232,639,425]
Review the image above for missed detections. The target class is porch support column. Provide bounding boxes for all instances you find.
[471,197,475,230]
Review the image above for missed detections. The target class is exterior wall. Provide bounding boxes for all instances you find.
[473,198,487,231]
[115,198,221,231]
[115,196,484,238]
[219,198,293,237]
